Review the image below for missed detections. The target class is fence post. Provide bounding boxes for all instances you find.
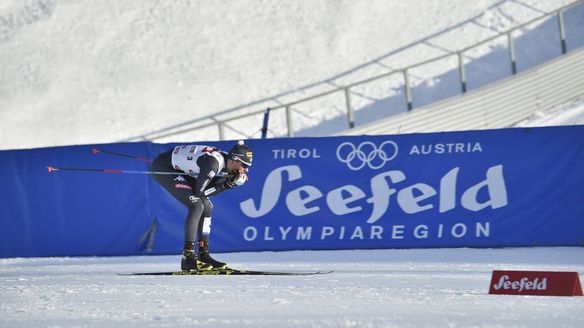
[508,31,517,74]
[217,122,225,140]
[261,107,271,139]
[285,105,294,137]
[403,69,413,111]
[457,51,467,93]
[344,87,355,129]
[558,10,567,54]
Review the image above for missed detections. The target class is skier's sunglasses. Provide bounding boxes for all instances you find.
[234,158,250,169]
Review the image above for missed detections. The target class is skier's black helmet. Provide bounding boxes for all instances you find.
[228,140,253,167]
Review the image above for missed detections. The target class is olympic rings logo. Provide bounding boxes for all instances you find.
[336,140,399,171]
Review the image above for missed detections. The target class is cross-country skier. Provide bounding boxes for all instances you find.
[150,141,252,272]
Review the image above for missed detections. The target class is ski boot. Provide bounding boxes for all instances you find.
[198,251,228,270]
[181,249,213,272]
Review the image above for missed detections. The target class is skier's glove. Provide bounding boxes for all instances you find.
[225,170,247,188]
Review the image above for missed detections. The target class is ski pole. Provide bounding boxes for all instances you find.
[92,147,153,162]
[47,166,192,176]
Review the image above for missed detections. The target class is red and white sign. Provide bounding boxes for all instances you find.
[489,270,583,296]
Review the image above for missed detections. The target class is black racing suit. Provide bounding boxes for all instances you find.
[150,149,235,253]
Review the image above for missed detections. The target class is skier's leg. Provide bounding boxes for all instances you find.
[197,198,213,253]
[196,199,227,269]
[150,153,211,271]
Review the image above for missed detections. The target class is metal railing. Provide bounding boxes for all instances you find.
[150,0,582,141]
[339,46,584,136]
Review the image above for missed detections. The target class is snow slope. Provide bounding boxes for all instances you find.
[1,248,583,327]
[1,0,581,150]
[515,97,584,127]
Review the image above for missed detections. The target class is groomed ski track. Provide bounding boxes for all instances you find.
[1,248,583,327]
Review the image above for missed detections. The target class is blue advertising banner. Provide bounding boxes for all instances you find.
[212,126,584,251]
[0,126,583,258]
[0,143,157,258]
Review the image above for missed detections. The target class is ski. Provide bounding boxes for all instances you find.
[120,269,332,276]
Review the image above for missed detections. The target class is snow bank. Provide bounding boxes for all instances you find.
[1,0,579,149]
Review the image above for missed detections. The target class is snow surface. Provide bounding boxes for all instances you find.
[1,0,582,150]
[1,248,583,327]
[514,97,584,127]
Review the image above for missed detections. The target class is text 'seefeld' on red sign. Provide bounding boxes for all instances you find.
[489,270,583,296]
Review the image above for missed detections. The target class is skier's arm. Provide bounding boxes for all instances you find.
[204,169,248,197]
[192,155,221,198]
[203,176,229,197]
[194,155,240,198]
